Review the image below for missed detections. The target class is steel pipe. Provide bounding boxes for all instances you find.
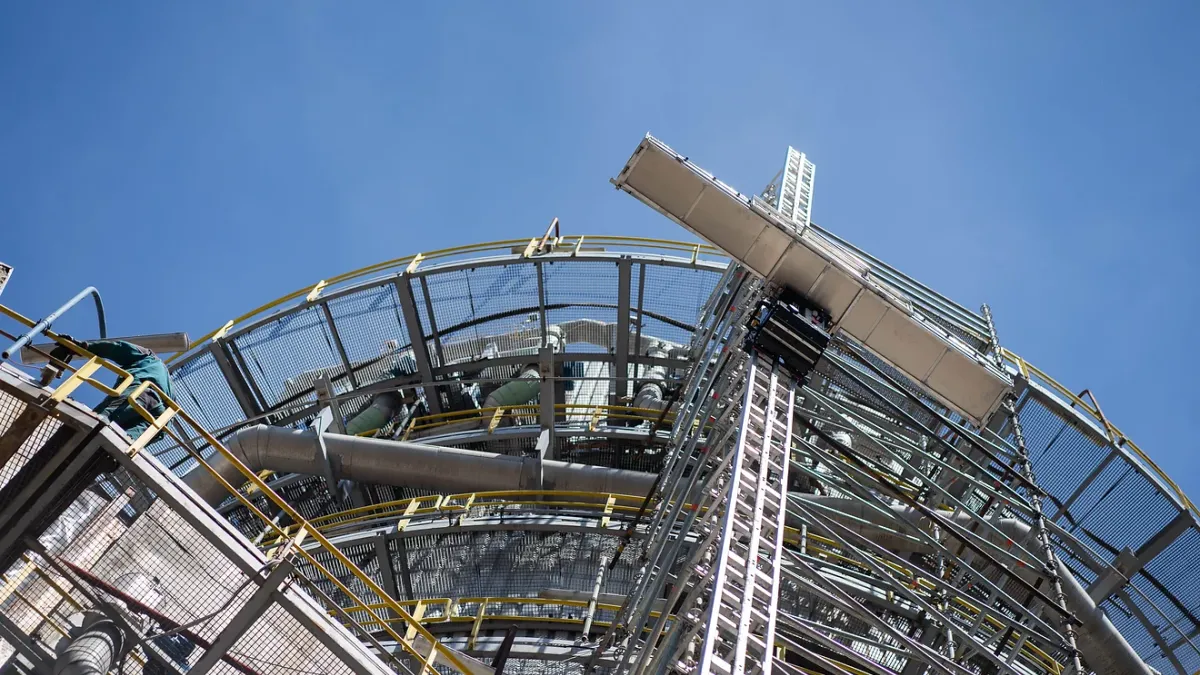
[790,495,1154,675]
[183,424,657,506]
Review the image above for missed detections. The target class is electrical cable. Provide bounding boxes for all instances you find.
[138,559,281,641]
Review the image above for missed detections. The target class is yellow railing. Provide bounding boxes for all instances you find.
[401,403,678,439]
[0,304,135,402]
[259,490,648,546]
[338,596,665,647]
[166,235,723,365]
[0,305,473,675]
[121,383,473,674]
[999,348,1198,518]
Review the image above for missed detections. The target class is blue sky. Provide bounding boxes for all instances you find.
[1,3,1197,493]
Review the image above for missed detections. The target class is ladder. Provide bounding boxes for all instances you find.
[589,266,762,674]
[601,347,797,675]
[655,355,795,675]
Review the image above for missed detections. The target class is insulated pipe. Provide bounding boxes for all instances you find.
[632,347,669,411]
[344,392,402,436]
[404,365,542,439]
[184,424,656,506]
[483,366,541,408]
[54,613,123,675]
[789,495,1154,675]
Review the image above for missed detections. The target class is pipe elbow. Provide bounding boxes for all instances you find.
[225,424,268,473]
[182,424,269,506]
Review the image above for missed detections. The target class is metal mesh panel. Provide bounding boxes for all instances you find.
[327,283,409,374]
[170,350,246,436]
[0,386,65,495]
[226,603,357,675]
[544,261,619,355]
[424,264,542,358]
[232,307,344,408]
[640,265,718,329]
[1017,395,1111,512]
[557,439,667,474]
[402,531,624,599]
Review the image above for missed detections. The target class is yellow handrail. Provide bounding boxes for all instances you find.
[119,385,472,674]
[999,348,1198,517]
[166,235,724,364]
[402,403,678,437]
[0,304,135,400]
[338,596,665,637]
[255,490,648,545]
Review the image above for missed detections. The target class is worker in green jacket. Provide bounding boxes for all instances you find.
[51,337,174,439]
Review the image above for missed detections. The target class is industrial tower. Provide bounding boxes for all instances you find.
[0,136,1195,675]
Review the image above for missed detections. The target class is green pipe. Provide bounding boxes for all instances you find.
[344,392,401,436]
[483,367,541,408]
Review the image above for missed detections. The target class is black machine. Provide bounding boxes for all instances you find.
[744,289,831,380]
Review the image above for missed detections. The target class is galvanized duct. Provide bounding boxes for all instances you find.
[183,424,657,506]
[789,495,1154,675]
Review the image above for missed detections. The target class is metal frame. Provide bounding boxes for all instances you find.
[6,227,1199,675]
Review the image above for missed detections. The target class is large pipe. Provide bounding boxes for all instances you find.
[54,614,123,675]
[184,424,657,506]
[789,495,1154,675]
[21,332,190,365]
[484,365,541,408]
[344,392,403,436]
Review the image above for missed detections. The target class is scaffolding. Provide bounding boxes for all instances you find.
[1,136,1198,675]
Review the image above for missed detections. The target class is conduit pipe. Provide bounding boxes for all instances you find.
[184,424,657,506]
[789,495,1154,675]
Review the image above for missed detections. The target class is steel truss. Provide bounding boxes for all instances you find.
[590,267,1086,675]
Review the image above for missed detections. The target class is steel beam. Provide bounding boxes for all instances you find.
[0,422,105,569]
[1052,446,1120,523]
[539,346,555,450]
[632,263,646,383]
[394,277,442,415]
[228,340,272,413]
[394,536,415,601]
[375,533,403,606]
[1119,589,1187,675]
[210,341,260,418]
[612,258,632,405]
[0,611,53,675]
[188,560,296,675]
[321,301,359,389]
[417,275,447,370]
[536,262,548,348]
